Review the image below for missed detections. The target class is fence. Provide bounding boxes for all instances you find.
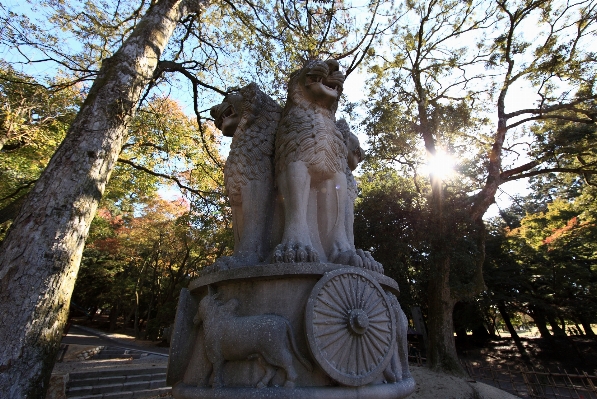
[462,362,597,399]
[406,350,597,399]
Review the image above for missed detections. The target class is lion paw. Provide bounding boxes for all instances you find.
[273,243,319,263]
[357,249,384,273]
[330,249,384,273]
[330,250,362,267]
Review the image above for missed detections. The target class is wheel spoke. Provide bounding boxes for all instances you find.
[367,325,391,348]
[344,275,353,309]
[324,282,350,312]
[362,332,383,365]
[361,285,376,310]
[315,323,348,338]
[365,295,383,314]
[368,320,391,332]
[307,270,396,386]
[368,305,387,319]
[314,305,346,319]
[319,327,348,349]
[366,328,387,357]
[332,276,352,310]
[346,335,356,373]
[326,331,351,362]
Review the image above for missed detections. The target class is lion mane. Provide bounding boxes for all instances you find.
[275,60,347,177]
[220,83,281,204]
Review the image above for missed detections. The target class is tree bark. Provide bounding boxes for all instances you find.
[529,307,552,339]
[497,300,530,363]
[426,256,465,375]
[0,1,204,397]
[579,316,596,337]
[547,313,567,337]
[109,304,118,333]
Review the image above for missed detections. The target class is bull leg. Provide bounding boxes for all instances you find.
[261,349,298,389]
[282,364,298,388]
[201,363,213,387]
[255,355,276,389]
[211,359,225,388]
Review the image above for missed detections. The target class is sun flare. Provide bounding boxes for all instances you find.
[423,149,456,180]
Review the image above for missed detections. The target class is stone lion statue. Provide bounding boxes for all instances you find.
[209,83,282,269]
[273,59,381,269]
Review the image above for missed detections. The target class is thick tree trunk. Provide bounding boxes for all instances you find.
[0,1,203,397]
[426,256,464,375]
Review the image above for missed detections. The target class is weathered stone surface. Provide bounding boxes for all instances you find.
[168,264,414,398]
[305,268,395,386]
[169,61,413,399]
[208,84,282,270]
[194,290,312,389]
[207,63,381,273]
[188,263,398,293]
[173,380,417,399]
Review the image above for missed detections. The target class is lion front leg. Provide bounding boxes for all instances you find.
[323,172,364,267]
[233,179,275,265]
[274,161,319,263]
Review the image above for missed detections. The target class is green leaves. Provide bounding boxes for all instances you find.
[0,64,82,224]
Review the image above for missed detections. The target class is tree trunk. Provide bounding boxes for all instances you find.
[547,313,566,337]
[497,300,530,363]
[529,307,552,338]
[579,316,596,337]
[0,1,203,396]
[109,304,118,333]
[134,292,141,338]
[426,256,464,375]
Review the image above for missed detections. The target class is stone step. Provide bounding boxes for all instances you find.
[67,386,171,399]
[93,353,144,359]
[90,347,149,360]
[70,367,167,380]
[68,372,166,388]
[67,367,168,398]
[67,379,167,397]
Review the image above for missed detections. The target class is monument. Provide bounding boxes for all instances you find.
[167,60,415,399]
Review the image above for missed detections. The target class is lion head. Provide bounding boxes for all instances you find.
[287,59,345,112]
[210,91,244,137]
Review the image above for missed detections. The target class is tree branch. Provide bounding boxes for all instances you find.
[117,158,220,205]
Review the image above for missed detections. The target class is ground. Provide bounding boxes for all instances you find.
[457,334,597,372]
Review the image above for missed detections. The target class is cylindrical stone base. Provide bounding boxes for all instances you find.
[167,263,415,399]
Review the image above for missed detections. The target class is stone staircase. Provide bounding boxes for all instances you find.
[90,346,148,360]
[66,366,170,399]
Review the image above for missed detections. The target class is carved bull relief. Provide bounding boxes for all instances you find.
[193,291,312,389]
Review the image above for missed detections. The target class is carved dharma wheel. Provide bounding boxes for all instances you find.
[305,268,396,386]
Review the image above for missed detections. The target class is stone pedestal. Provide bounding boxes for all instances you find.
[167,263,415,399]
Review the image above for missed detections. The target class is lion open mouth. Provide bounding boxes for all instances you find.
[306,74,339,92]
